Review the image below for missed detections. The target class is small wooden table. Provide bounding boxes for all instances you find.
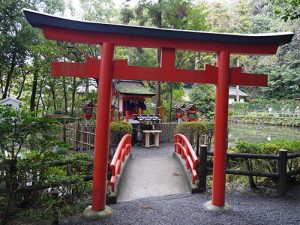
[143,130,162,148]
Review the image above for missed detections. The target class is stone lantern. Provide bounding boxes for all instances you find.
[81,101,95,121]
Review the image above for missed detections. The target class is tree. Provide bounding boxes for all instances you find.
[190,84,215,119]
[0,0,64,101]
[0,106,58,224]
[273,0,300,21]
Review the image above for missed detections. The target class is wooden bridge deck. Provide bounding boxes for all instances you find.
[117,143,190,202]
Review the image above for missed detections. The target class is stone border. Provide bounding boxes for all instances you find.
[173,152,200,194]
[106,153,132,204]
[83,205,113,220]
[203,200,232,212]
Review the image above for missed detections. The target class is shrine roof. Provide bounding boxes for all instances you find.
[229,87,248,97]
[114,80,155,96]
[23,9,294,46]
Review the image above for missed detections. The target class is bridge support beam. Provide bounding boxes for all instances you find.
[83,42,114,219]
[211,51,230,207]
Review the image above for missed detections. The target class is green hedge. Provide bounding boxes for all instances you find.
[231,139,300,188]
[175,121,214,147]
[175,121,207,136]
[235,139,300,154]
[110,121,132,145]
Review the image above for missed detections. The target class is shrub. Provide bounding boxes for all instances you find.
[110,121,132,145]
[235,139,300,154]
[175,121,207,137]
[175,121,208,146]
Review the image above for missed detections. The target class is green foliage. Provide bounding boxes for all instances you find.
[110,121,133,145]
[232,139,300,189]
[273,0,300,21]
[175,121,207,136]
[235,140,262,154]
[0,106,59,159]
[1,150,93,224]
[235,139,300,154]
[189,84,215,118]
[175,120,214,148]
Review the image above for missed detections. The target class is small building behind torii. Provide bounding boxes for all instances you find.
[229,86,248,104]
[112,80,155,122]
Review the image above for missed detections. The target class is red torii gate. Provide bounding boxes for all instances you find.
[24,9,293,218]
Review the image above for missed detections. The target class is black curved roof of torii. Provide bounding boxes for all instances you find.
[23,9,294,46]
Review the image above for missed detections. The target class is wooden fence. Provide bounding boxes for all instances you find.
[197,145,300,194]
[156,123,177,143]
[62,123,95,151]
[62,122,179,150]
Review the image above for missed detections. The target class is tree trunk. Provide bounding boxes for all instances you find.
[35,77,45,117]
[71,77,76,116]
[63,77,68,114]
[30,70,38,112]
[51,83,57,112]
[16,69,28,99]
[3,159,18,225]
[3,52,17,99]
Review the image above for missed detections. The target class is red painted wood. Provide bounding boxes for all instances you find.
[230,67,268,86]
[174,134,199,184]
[109,134,132,192]
[161,48,175,68]
[92,43,114,211]
[114,62,219,83]
[43,26,278,55]
[52,61,99,78]
[212,51,230,207]
[52,58,267,87]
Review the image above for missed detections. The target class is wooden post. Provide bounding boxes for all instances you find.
[196,132,200,157]
[198,145,208,192]
[278,149,288,195]
[212,51,230,207]
[74,123,79,151]
[92,43,114,211]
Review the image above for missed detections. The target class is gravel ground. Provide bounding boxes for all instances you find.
[61,185,300,225]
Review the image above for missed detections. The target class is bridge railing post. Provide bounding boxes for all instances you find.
[198,145,208,192]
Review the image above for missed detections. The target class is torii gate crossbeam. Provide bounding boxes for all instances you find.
[23,9,294,219]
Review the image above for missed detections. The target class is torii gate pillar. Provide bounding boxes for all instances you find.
[212,51,230,207]
[83,43,115,218]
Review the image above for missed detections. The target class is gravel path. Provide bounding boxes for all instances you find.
[60,144,300,225]
[61,185,300,225]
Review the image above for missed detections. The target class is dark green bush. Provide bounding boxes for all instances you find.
[175,121,207,137]
[175,121,208,147]
[110,121,132,145]
[233,139,300,188]
[235,139,300,154]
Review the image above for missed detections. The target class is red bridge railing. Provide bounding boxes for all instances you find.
[174,133,199,184]
[109,134,132,192]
